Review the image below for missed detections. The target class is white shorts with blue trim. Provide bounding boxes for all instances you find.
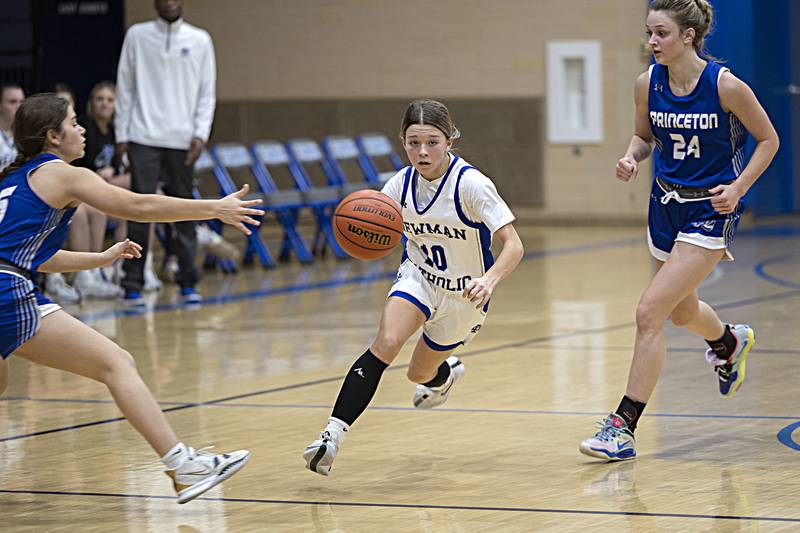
[388,260,487,351]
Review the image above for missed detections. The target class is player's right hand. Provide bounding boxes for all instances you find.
[615,155,638,182]
[215,184,265,235]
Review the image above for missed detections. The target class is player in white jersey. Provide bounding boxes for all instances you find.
[579,0,779,461]
[304,99,524,476]
[0,94,263,502]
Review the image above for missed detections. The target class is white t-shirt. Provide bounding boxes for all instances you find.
[0,129,16,173]
[115,17,216,149]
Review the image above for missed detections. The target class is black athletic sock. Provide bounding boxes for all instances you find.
[331,349,389,426]
[706,324,737,362]
[615,395,647,432]
[421,360,451,388]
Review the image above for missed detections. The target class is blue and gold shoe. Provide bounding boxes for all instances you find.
[579,414,637,461]
[706,324,754,397]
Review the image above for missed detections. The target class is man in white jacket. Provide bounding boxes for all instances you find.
[115,0,215,305]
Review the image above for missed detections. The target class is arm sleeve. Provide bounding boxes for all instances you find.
[114,29,135,144]
[193,33,217,142]
[460,170,515,233]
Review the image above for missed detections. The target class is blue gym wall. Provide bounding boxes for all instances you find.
[704,0,797,215]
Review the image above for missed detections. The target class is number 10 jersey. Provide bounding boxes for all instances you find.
[381,155,514,294]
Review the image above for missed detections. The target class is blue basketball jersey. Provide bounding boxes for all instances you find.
[649,61,747,189]
[0,153,76,271]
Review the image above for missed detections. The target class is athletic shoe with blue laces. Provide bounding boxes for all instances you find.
[579,414,637,461]
[706,324,754,397]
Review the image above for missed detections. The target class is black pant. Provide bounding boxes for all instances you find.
[122,143,199,292]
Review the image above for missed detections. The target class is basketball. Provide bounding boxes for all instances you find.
[333,189,404,260]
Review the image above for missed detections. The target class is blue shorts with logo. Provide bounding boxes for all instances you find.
[647,179,743,262]
[0,273,58,359]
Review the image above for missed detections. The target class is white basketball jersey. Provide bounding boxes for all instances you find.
[390,155,494,293]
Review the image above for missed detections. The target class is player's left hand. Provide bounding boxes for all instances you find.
[462,276,494,309]
[99,239,142,267]
[708,182,744,215]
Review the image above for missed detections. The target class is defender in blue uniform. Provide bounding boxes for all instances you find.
[0,93,264,502]
[580,0,779,461]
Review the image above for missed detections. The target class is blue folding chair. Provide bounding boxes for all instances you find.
[356,132,405,186]
[209,143,275,268]
[191,150,239,273]
[322,135,381,196]
[248,141,314,264]
[285,138,348,259]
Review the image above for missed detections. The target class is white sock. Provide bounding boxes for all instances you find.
[161,442,189,470]
[325,417,350,445]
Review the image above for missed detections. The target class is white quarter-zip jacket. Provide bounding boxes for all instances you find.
[115,17,216,150]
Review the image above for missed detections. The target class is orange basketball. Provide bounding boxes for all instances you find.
[333,189,404,260]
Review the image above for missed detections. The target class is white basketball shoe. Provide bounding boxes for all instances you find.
[412,356,465,409]
[165,446,250,504]
[579,414,637,461]
[304,425,347,476]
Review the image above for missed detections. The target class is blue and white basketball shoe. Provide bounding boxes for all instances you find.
[579,414,637,461]
[705,324,754,397]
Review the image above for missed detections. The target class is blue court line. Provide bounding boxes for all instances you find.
[0,376,342,443]
[199,405,800,422]
[753,252,800,290]
[0,489,798,523]
[73,237,642,322]
[714,288,800,310]
[4,344,799,407]
[0,397,187,405]
[740,225,800,237]
[776,422,800,451]
[3,287,800,444]
[3,397,799,423]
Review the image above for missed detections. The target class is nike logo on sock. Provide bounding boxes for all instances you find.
[354,368,365,378]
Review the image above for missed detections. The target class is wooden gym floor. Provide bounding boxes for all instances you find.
[2,216,800,532]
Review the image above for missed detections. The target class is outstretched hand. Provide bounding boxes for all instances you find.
[100,239,142,267]
[216,184,264,235]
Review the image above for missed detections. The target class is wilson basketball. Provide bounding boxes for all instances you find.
[333,189,403,260]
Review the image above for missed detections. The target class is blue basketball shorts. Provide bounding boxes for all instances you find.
[647,179,743,262]
[0,273,60,359]
[388,259,487,351]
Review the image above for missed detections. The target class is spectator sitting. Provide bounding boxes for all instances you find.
[74,82,161,293]
[45,84,118,300]
[0,82,24,173]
